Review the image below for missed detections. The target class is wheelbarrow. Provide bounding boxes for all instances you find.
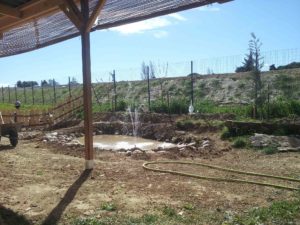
[0,112,21,147]
[0,124,20,147]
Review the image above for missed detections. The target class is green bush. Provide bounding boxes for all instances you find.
[116,100,127,111]
[220,127,232,140]
[232,138,247,148]
[263,146,278,155]
[151,100,169,113]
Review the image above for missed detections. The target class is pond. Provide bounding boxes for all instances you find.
[78,135,176,151]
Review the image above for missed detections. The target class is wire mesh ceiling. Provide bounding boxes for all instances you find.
[0,0,229,58]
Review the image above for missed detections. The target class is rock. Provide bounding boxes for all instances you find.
[125,151,132,156]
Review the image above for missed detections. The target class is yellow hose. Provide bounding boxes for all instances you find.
[143,161,300,191]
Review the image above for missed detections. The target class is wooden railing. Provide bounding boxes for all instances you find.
[0,95,83,127]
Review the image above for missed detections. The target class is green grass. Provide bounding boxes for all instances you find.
[225,197,300,225]
[71,204,223,225]
[0,103,50,111]
[101,202,117,212]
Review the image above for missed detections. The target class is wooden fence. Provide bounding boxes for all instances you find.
[0,95,83,127]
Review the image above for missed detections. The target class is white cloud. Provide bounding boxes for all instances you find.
[153,30,168,39]
[168,13,187,21]
[198,7,220,12]
[110,13,186,37]
[110,17,171,35]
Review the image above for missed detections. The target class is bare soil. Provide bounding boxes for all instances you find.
[0,134,300,225]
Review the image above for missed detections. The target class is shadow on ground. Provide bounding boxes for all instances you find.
[0,205,31,225]
[0,145,15,152]
[42,169,92,225]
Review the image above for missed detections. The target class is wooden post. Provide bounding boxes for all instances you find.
[41,81,44,105]
[14,85,17,101]
[191,60,194,106]
[1,86,4,103]
[112,70,117,111]
[53,79,56,104]
[23,86,27,104]
[81,0,94,169]
[8,86,11,103]
[31,82,35,105]
[68,76,72,98]
[147,66,151,111]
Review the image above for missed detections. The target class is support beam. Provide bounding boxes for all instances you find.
[85,0,106,33]
[0,0,64,33]
[0,3,21,18]
[81,0,94,169]
[60,3,83,31]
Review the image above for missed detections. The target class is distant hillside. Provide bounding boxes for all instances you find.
[92,68,300,106]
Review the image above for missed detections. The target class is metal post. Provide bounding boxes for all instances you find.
[32,82,35,104]
[191,60,194,106]
[81,0,94,169]
[23,86,27,104]
[112,70,117,111]
[1,86,4,103]
[53,79,56,104]
[147,66,151,111]
[41,81,44,105]
[267,83,270,120]
[8,86,11,103]
[14,85,17,101]
[68,76,72,98]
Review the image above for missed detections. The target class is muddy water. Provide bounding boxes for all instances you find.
[78,135,175,151]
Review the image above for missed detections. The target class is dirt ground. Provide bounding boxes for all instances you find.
[0,135,300,225]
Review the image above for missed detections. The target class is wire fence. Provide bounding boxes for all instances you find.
[1,48,300,119]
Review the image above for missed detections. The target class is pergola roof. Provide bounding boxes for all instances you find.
[0,0,231,58]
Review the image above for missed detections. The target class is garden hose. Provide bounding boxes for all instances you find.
[143,161,300,191]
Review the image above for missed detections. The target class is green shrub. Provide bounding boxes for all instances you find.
[263,146,278,155]
[232,138,247,148]
[116,100,127,111]
[220,127,232,140]
[101,202,117,211]
[151,100,169,113]
[176,119,194,130]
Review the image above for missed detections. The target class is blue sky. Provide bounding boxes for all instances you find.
[1,0,300,85]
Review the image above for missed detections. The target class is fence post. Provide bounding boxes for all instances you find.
[53,79,56,104]
[41,81,44,105]
[68,76,72,98]
[191,60,194,106]
[14,85,17,101]
[147,66,151,111]
[167,91,170,115]
[31,82,35,105]
[1,86,4,103]
[23,86,27,104]
[267,83,270,120]
[8,86,11,103]
[112,70,117,111]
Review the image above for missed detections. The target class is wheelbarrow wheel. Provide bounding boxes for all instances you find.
[9,130,18,147]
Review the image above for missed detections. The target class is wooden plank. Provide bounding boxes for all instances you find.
[60,0,83,31]
[0,0,64,33]
[85,0,106,32]
[0,3,21,18]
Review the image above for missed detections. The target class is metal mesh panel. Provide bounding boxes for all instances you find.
[0,0,218,57]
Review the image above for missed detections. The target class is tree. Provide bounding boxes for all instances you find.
[249,33,264,118]
[235,51,254,73]
[41,80,48,87]
[140,61,156,80]
[69,77,79,86]
[16,80,38,88]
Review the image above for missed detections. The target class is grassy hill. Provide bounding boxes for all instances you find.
[1,68,300,118]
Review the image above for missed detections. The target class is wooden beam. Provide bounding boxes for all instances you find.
[81,0,94,169]
[0,3,21,18]
[85,0,106,33]
[60,2,83,31]
[0,0,63,33]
